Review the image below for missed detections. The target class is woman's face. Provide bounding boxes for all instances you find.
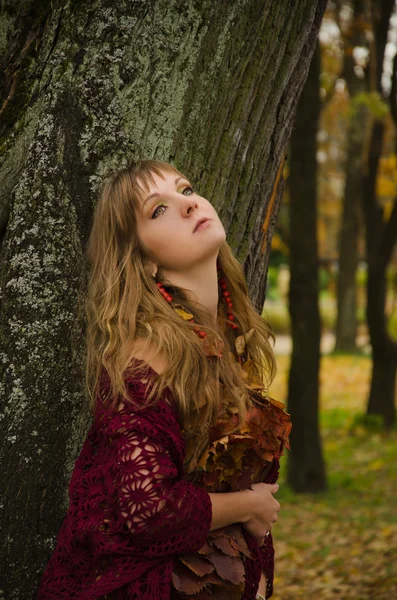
[135,170,226,274]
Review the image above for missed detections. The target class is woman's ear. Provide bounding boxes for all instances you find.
[148,262,158,278]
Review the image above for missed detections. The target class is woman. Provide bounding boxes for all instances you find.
[38,159,289,600]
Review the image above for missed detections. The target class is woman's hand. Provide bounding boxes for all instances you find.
[241,483,280,545]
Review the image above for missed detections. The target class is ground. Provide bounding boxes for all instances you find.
[268,351,397,600]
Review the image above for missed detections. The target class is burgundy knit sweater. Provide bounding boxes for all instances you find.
[37,362,278,600]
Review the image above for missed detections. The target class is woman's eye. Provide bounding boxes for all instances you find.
[151,204,167,219]
[151,187,194,218]
[182,186,194,195]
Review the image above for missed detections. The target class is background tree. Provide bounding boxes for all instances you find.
[0,0,327,598]
[335,0,371,352]
[363,0,397,428]
[287,41,327,493]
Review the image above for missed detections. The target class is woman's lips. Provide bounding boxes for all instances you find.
[194,219,211,232]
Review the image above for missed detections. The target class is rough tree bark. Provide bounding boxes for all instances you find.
[0,0,327,597]
[335,0,370,353]
[362,0,397,428]
[287,41,327,493]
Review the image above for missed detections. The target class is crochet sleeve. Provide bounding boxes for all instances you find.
[109,399,213,558]
[258,534,275,599]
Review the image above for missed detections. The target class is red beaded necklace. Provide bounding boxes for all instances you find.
[154,261,238,340]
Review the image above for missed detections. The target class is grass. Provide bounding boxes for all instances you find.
[268,353,397,599]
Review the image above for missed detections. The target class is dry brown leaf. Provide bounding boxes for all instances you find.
[172,561,223,594]
[180,554,215,577]
[234,328,255,356]
[197,542,212,557]
[212,536,241,557]
[172,562,207,594]
[209,552,245,585]
[226,526,253,559]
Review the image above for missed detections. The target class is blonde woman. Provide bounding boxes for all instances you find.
[38,160,290,600]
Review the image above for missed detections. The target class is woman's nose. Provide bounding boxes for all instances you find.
[181,198,198,216]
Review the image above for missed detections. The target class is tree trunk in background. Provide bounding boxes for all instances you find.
[0,0,326,597]
[364,121,397,427]
[362,0,397,428]
[335,0,370,353]
[287,41,327,493]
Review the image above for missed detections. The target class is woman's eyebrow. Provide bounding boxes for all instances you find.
[142,176,187,210]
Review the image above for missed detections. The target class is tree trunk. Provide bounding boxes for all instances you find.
[365,195,397,427]
[367,324,397,429]
[335,0,370,353]
[335,108,362,352]
[361,0,397,428]
[287,41,327,493]
[0,0,327,597]
[367,349,397,427]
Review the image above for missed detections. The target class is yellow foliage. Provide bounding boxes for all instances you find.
[377,177,396,198]
[380,153,397,174]
[174,308,194,320]
[383,200,394,221]
[271,232,289,255]
[376,153,397,200]
[368,458,385,471]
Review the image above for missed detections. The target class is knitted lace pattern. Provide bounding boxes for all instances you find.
[37,361,276,600]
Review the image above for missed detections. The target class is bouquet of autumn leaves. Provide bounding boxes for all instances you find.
[171,329,292,599]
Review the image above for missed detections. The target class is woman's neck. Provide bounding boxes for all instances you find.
[159,258,219,324]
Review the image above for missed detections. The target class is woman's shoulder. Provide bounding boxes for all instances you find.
[95,345,185,461]
[97,340,177,427]
[97,338,169,403]
[130,337,168,376]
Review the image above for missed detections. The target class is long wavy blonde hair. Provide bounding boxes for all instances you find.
[85,159,276,445]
